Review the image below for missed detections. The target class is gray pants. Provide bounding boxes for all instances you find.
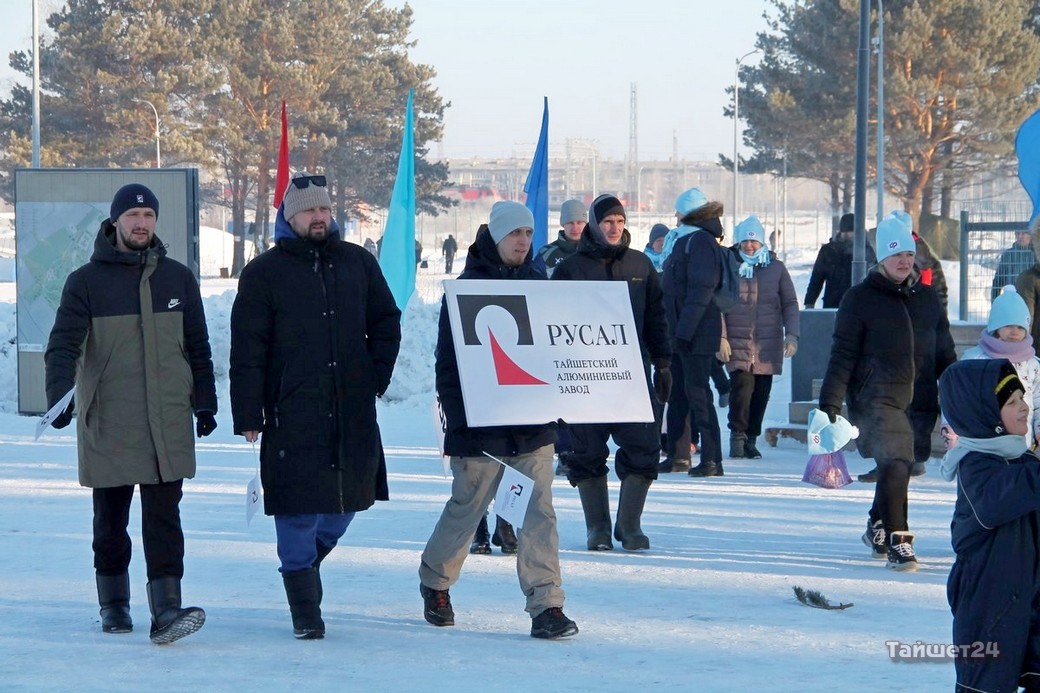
[419,444,564,616]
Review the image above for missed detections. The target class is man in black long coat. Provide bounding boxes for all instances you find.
[230,173,402,639]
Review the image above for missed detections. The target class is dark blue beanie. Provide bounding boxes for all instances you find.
[110,184,159,223]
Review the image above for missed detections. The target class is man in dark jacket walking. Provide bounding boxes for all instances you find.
[230,173,402,639]
[420,201,577,640]
[442,233,458,274]
[662,187,727,478]
[553,195,671,552]
[804,213,877,308]
[819,211,954,571]
[45,183,216,644]
[991,229,1034,301]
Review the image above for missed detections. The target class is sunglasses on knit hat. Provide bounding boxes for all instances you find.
[290,175,327,189]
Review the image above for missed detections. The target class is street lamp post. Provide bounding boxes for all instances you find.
[733,49,760,229]
[31,0,40,167]
[875,0,885,225]
[133,98,161,167]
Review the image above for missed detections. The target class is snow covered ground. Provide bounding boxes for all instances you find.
[0,225,969,691]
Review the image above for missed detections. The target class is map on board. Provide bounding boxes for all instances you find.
[16,201,107,350]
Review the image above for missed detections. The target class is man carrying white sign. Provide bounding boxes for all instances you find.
[552,195,672,552]
[419,201,578,640]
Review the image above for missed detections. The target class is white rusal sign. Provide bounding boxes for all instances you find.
[443,280,653,427]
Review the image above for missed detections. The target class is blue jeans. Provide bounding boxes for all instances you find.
[274,513,355,573]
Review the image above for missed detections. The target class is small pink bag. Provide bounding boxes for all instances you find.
[802,452,853,489]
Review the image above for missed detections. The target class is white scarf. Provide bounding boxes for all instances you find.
[939,435,1028,481]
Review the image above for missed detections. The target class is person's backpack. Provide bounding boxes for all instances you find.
[665,230,742,314]
[714,242,742,313]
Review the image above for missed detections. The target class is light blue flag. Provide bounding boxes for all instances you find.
[380,89,416,311]
[524,97,550,252]
[1016,107,1040,225]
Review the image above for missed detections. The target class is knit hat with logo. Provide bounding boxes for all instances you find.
[110,184,159,223]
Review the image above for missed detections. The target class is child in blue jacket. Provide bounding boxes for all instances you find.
[939,358,1040,692]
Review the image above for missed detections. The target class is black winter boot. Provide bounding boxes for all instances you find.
[576,476,613,550]
[614,475,652,551]
[282,568,325,639]
[470,515,492,555]
[887,531,919,572]
[146,577,205,644]
[491,516,518,555]
[744,436,762,459]
[96,573,132,634]
[729,433,747,459]
[688,460,724,477]
[314,542,333,603]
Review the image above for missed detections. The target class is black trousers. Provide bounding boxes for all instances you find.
[567,421,662,484]
[727,370,774,437]
[93,480,185,580]
[664,356,731,455]
[664,352,692,458]
[679,352,722,465]
[868,459,911,534]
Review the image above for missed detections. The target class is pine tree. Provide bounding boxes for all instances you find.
[739,0,1040,224]
[0,0,451,276]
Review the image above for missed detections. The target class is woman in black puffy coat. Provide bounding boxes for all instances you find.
[819,212,954,572]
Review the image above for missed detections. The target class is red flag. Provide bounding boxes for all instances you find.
[272,100,289,209]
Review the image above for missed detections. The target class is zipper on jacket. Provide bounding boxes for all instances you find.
[336,467,345,513]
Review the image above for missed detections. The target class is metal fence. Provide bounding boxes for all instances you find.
[959,202,1032,322]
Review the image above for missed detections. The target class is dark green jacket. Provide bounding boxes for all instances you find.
[45,221,216,488]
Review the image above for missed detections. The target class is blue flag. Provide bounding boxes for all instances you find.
[380,89,416,311]
[1016,107,1040,225]
[524,97,550,252]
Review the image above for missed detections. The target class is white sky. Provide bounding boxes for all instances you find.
[0,0,780,162]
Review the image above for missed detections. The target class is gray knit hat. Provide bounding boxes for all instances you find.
[488,201,534,244]
[559,199,587,226]
[283,173,332,221]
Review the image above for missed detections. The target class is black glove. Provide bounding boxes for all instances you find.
[51,397,74,430]
[821,406,840,424]
[653,367,672,404]
[196,411,217,438]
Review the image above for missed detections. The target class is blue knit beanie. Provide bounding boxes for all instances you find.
[875,211,915,261]
[675,188,708,216]
[735,216,767,246]
[988,285,1032,333]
